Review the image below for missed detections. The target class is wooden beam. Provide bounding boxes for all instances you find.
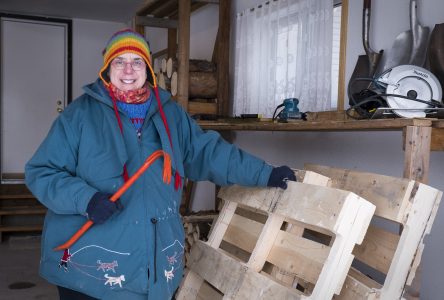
[216,0,230,117]
[167,28,177,59]
[177,0,191,109]
[188,102,218,115]
[431,127,444,151]
[136,0,170,16]
[135,16,178,28]
[403,126,431,183]
[337,0,348,110]
[304,164,415,223]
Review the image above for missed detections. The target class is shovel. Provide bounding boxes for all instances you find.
[378,0,429,74]
[428,23,444,96]
[349,0,383,96]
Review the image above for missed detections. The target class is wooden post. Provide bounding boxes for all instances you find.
[403,125,432,300]
[217,0,231,117]
[167,28,177,59]
[177,0,190,110]
[403,125,431,184]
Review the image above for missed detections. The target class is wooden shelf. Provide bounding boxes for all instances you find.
[198,118,433,132]
[0,225,43,232]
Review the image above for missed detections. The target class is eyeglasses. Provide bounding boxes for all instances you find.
[111,59,146,71]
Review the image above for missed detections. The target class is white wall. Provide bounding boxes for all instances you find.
[178,1,444,298]
[72,19,126,99]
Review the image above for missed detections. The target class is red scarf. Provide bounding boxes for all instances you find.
[109,82,150,104]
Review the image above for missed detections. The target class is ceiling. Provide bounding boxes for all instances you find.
[0,0,146,23]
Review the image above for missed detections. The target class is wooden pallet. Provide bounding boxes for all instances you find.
[177,170,376,299]
[304,164,442,300]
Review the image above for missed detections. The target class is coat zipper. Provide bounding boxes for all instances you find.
[151,217,158,283]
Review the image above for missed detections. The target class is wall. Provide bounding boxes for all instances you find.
[72,19,126,99]
[228,1,444,299]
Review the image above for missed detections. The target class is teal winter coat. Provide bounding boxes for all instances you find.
[25,79,273,299]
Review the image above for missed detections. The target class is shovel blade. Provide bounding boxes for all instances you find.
[428,23,444,93]
[409,24,430,66]
[378,31,413,74]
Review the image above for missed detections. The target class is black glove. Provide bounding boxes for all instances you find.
[86,192,123,224]
[267,166,297,189]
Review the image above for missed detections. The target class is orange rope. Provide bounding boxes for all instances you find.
[54,150,171,251]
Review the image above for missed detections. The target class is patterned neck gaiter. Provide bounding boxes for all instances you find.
[109,82,150,104]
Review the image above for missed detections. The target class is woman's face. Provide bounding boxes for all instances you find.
[109,53,147,91]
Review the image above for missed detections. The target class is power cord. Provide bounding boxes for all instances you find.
[347,77,443,119]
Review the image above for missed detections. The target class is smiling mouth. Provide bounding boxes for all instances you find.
[121,79,136,84]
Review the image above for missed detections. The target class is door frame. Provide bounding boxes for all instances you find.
[0,13,72,183]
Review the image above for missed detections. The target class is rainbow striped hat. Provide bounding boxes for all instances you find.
[99,28,156,87]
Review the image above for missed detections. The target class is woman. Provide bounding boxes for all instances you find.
[25,28,295,299]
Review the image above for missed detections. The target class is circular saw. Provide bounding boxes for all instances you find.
[375,65,442,118]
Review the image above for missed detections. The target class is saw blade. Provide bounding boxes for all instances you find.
[376,65,442,118]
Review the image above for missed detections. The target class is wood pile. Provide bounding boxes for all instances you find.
[182,212,218,266]
[154,57,218,116]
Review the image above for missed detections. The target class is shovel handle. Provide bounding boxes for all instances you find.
[364,0,371,10]
[54,150,171,251]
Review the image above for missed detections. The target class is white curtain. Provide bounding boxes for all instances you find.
[233,0,333,117]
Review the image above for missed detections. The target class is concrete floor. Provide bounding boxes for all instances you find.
[0,235,58,300]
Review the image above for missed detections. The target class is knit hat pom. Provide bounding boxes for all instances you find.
[99,28,156,88]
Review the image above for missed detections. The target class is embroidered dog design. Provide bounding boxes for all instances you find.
[97,260,118,273]
[166,252,178,265]
[104,274,125,288]
[164,266,174,282]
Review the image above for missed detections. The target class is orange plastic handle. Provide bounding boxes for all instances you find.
[54,150,171,251]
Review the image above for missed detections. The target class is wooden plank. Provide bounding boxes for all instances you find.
[247,214,285,272]
[0,194,36,199]
[352,225,400,275]
[0,208,47,215]
[223,214,262,254]
[197,118,433,132]
[276,182,360,232]
[188,101,218,115]
[177,0,190,109]
[0,225,43,232]
[380,184,442,299]
[218,186,279,214]
[403,126,431,183]
[207,201,237,248]
[336,268,381,300]
[186,241,248,297]
[304,164,415,223]
[197,281,223,300]
[167,28,177,59]
[337,0,349,110]
[177,269,205,300]
[267,230,330,284]
[431,127,444,151]
[135,16,178,28]
[216,0,230,117]
[234,270,303,299]
[187,241,303,299]
[136,0,168,16]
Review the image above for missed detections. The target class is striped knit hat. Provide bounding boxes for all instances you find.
[99,28,156,87]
